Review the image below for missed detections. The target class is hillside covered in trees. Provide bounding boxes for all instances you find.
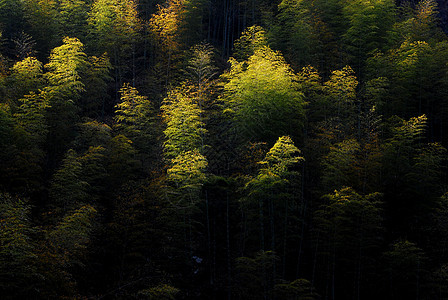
[2,0,448,299]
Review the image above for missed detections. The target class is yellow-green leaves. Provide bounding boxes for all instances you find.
[324,65,358,104]
[89,0,141,46]
[167,149,208,188]
[259,136,304,177]
[0,193,36,294]
[162,85,206,159]
[223,46,305,143]
[48,204,96,252]
[149,0,185,51]
[45,37,87,98]
[115,83,154,140]
[233,26,268,61]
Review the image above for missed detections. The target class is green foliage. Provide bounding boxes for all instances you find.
[49,149,89,213]
[274,0,337,71]
[258,135,304,177]
[73,120,112,152]
[45,36,88,99]
[383,114,428,169]
[323,65,358,117]
[0,0,24,39]
[186,42,217,94]
[9,92,49,192]
[1,0,448,298]
[82,53,112,117]
[316,187,383,244]
[0,103,13,150]
[233,26,268,61]
[167,149,208,206]
[181,0,209,47]
[222,46,305,143]
[78,146,108,199]
[342,0,396,71]
[273,278,319,300]
[366,40,448,120]
[0,193,37,297]
[56,0,89,40]
[314,187,383,298]
[162,85,206,158]
[39,204,97,297]
[88,0,141,52]
[138,284,180,299]
[115,83,155,152]
[6,57,44,105]
[233,251,279,300]
[383,240,427,299]
[22,0,60,55]
[106,134,140,187]
[242,136,303,261]
[14,91,49,147]
[396,0,443,42]
[382,115,446,235]
[321,138,360,191]
[47,204,97,266]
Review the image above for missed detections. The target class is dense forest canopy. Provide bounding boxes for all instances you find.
[2,0,448,299]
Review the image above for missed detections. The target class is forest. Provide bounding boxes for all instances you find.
[2,0,448,299]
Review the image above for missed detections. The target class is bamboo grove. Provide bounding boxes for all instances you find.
[1,0,448,299]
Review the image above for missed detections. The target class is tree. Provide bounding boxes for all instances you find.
[185,42,217,101]
[273,278,319,300]
[22,0,60,57]
[88,0,142,86]
[341,0,396,74]
[396,0,443,42]
[366,40,448,143]
[56,0,89,41]
[44,37,89,160]
[149,0,185,85]
[161,85,206,159]
[323,65,358,120]
[12,31,37,60]
[222,46,305,144]
[6,56,44,106]
[47,204,97,267]
[242,136,304,278]
[0,104,16,190]
[383,240,427,300]
[321,138,360,192]
[273,0,338,72]
[39,204,97,298]
[49,149,89,214]
[138,284,180,299]
[0,193,37,299]
[314,187,383,300]
[233,251,278,300]
[78,146,108,201]
[9,91,49,192]
[115,83,156,154]
[45,36,87,99]
[105,134,140,188]
[382,115,446,236]
[167,149,208,207]
[81,53,112,118]
[0,0,25,40]
[233,26,268,62]
[149,0,185,53]
[73,120,112,153]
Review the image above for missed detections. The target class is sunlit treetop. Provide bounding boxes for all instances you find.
[149,0,185,50]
